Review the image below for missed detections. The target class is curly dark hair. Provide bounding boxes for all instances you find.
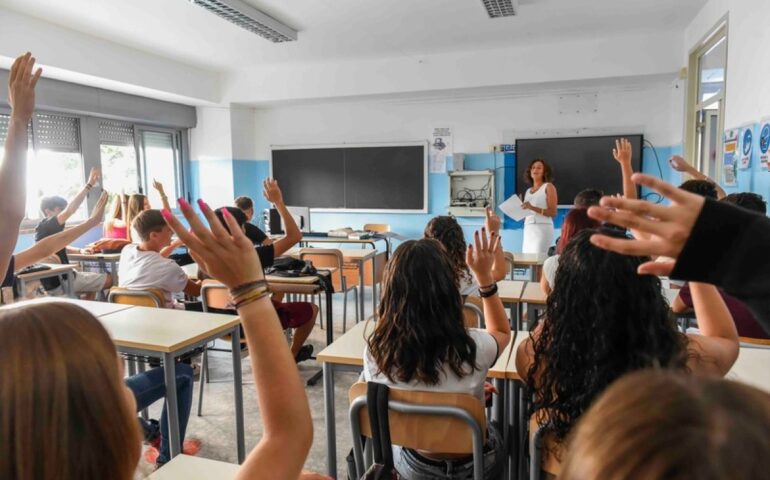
[424,215,471,289]
[723,192,767,214]
[367,239,478,385]
[525,158,553,185]
[527,228,690,442]
[679,179,718,199]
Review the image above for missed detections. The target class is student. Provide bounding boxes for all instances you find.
[235,195,272,246]
[539,209,599,295]
[723,191,766,214]
[669,154,727,200]
[104,193,130,239]
[34,168,112,298]
[572,189,603,209]
[126,193,150,242]
[364,231,510,478]
[0,198,320,479]
[516,229,739,475]
[0,53,41,281]
[424,208,506,295]
[587,172,770,333]
[560,370,770,480]
[118,209,201,308]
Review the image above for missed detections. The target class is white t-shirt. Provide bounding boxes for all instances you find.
[459,275,479,297]
[542,254,559,290]
[118,244,189,308]
[363,328,499,402]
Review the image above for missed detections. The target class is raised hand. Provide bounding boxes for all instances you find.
[162,198,264,289]
[587,173,704,276]
[612,138,632,165]
[87,191,109,225]
[262,178,284,206]
[668,155,691,173]
[152,179,165,195]
[87,167,101,186]
[8,52,42,123]
[485,207,501,233]
[466,228,502,285]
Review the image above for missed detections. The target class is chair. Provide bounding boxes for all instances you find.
[108,287,166,308]
[348,381,487,480]
[364,223,391,233]
[300,248,359,332]
[463,295,485,328]
[529,416,561,480]
[504,251,515,280]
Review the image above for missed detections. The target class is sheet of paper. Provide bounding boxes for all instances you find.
[499,194,533,221]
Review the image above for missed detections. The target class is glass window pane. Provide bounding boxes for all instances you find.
[25,149,87,221]
[141,131,178,208]
[698,36,727,103]
[101,144,139,194]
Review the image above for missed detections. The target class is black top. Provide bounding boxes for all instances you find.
[35,216,67,289]
[2,256,14,288]
[672,198,770,334]
[255,244,275,270]
[244,223,268,245]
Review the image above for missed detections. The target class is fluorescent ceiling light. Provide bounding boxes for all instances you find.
[189,0,297,42]
[481,0,519,18]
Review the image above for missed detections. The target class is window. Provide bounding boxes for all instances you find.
[139,130,182,209]
[685,23,728,179]
[99,121,140,194]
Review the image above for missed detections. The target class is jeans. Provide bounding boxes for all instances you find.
[125,364,194,465]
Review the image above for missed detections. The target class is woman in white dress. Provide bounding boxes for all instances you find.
[521,159,558,253]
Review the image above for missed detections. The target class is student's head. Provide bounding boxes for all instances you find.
[127,193,149,217]
[529,228,688,441]
[214,206,248,234]
[525,159,552,185]
[561,370,770,480]
[234,196,254,221]
[0,302,141,480]
[556,208,600,254]
[678,179,718,199]
[132,209,172,248]
[424,215,470,287]
[573,189,603,209]
[39,195,68,217]
[368,239,477,385]
[722,192,767,214]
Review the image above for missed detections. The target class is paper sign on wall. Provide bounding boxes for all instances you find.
[430,127,453,173]
[759,119,770,170]
[739,124,753,170]
[723,129,739,186]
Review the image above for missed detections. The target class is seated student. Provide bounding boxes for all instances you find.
[0,198,325,479]
[572,189,603,209]
[723,191,767,214]
[125,193,150,242]
[516,229,739,476]
[364,231,510,479]
[540,208,599,295]
[424,208,506,295]
[235,195,272,246]
[118,209,201,309]
[104,193,129,239]
[35,169,112,299]
[669,154,727,199]
[561,370,770,480]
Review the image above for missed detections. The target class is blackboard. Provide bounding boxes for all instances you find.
[515,135,644,204]
[271,144,426,211]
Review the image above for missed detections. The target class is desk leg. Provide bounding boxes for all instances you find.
[65,273,75,298]
[17,278,26,299]
[325,284,334,346]
[358,260,366,321]
[110,260,119,285]
[323,362,337,478]
[370,256,377,317]
[162,353,181,459]
[231,328,245,463]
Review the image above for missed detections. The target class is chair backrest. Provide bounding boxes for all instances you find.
[108,287,165,308]
[504,251,515,280]
[299,248,345,290]
[463,295,485,328]
[364,223,391,233]
[348,381,486,454]
[201,279,230,311]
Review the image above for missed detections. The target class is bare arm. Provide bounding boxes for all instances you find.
[0,54,42,279]
[152,179,172,212]
[485,207,507,281]
[670,155,727,200]
[183,279,201,297]
[467,229,511,352]
[543,184,558,217]
[57,167,99,224]
[159,238,184,258]
[264,179,302,257]
[540,270,552,296]
[671,293,688,313]
[686,282,739,376]
[613,138,637,201]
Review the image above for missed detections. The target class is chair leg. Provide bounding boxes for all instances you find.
[343,290,348,333]
[137,360,149,420]
[197,348,207,416]
[317,294,324,330]
[354,286,360,322]
[204,345,210,384]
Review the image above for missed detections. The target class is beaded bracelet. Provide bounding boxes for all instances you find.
[478,283,498,298]
[229,279,267,299]
[233,288,270,310]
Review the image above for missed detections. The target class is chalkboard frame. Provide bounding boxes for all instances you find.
[270,141,429,213]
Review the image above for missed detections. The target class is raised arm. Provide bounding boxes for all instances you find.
[485,207,507,282]
[686,282,739,376]
[0,53,42,279]
[57,167,100,225]
[264,179,302,257]
[613,138,637,200]
[152,179,172,212]
[466,229,511,352]
[15,192,107,270]
[162,199,312,480]
[670,155,727,200]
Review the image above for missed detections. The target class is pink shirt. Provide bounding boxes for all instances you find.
[104,223,128,240]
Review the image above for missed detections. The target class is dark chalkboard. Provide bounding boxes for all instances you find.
[515,135,643,204]
[272,144,426,211]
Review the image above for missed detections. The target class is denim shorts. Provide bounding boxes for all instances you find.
[393,422,504,479]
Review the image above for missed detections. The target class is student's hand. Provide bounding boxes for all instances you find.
[263,178,284,206]
[152,179,165,195]
[162,198,265,289]
[87,167,100,187]
[298,471,333,480]
[521,201,532,211]
[668,155,690,173]
[169,237,185,249]
[80,247,94,254]
[587,173,704,276]
[612,138,632,165]
[8,52,42,123]
[466,228,501,286]
[86,191,109,226]
[485,207,501,233]
[483,381,498,402]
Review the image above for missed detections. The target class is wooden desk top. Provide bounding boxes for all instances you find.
[4,297,134,317]
[520,281,547,304]
[498,280,526,303]
[68,253,122,261]
[301,236,379,244]
[287,248,378,262]
[16,263,76,281]
[148,455,239,479]
[510,253,548,266]
[99,306,240,353]
[727,347,770,394]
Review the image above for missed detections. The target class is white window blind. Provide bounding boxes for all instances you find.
[0,114,33,146]
[142,131,174,149]
[32,113,80,153]
[99,120,135,146]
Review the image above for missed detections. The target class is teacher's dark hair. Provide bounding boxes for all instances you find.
[525,158,553,185]
[368,239,478,385]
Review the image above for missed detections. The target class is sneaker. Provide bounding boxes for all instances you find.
[294,344,314,363]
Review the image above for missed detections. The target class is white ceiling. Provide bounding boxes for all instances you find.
[0,0,708,72]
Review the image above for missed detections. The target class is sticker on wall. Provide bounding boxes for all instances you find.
[739,124,753,170]
[723,128,739,186]
[759,119,770,170]
[430,127,453,173]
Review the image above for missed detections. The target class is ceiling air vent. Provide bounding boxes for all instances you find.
[481,0,519,18]
[189,0,297,42]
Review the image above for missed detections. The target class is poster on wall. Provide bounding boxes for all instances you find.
[723,128,739,186]
[759,118,770,170]
[739,124,753,170]
[429,127,452,173]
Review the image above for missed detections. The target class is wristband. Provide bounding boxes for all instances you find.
[478,283,498,298]
[233,289,270,309]
[229,279,267,298]
[86,183,93,190]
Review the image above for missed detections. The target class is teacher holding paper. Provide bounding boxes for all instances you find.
[521,158,558,253]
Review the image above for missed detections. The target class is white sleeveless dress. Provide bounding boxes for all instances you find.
[522,183,554,254]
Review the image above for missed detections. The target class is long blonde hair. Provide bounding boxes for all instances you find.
[126,194,148,242]
[0,302,141,479]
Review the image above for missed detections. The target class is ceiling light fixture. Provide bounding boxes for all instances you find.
[481,0,519,18]
[189,0,297,42]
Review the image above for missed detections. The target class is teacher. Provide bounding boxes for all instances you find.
[521,158,558,253]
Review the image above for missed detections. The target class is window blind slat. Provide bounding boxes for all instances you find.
[0,114,33,146]
[33,113,80,153]
[99,120,135,146]
[142,131,174,149]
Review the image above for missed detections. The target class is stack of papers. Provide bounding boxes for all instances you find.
[499,195,534,221]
